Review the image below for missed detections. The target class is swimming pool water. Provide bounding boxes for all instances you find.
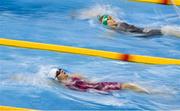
[0,0,180,110]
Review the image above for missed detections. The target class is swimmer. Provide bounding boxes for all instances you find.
[98,14,162,37]
[49,68,149,93]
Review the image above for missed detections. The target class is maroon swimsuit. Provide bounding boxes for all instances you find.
[66,77,122,92]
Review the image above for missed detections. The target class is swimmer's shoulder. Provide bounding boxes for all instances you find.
[70,74,85,79]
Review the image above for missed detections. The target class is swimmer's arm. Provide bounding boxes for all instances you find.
[122,83,149,94]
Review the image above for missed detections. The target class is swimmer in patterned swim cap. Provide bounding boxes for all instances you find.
[97,14,162,37]
[49,68,149,93]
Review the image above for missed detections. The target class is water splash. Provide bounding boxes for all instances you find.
[75,4,123,20]
[57,89,125,107]
[161,25,180,37]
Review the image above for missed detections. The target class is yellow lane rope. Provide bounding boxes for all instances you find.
[0,106,36,111]
[129,0,180,6]
[0,38,180,65]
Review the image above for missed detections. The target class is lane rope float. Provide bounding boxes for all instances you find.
[0,38,180,65]
[162,0,168,5]
[129,0,180,6]
[0,106,36,111]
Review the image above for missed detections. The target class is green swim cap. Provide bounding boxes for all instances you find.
[102,15,108,26]
[98,15,109,26]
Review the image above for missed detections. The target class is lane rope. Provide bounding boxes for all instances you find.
[0,38,180,65]
[121,54,130,61]
[0,106,36,111]
[162,0,168,5]
[129,0,180,6]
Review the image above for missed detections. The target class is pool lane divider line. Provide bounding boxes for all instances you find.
[0,38,180,65]
[0,106,36,111]
[129,0,180,6]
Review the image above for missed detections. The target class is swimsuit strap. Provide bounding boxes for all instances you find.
[102,15,108,26]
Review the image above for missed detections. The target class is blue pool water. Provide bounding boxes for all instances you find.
[0,0,180,110]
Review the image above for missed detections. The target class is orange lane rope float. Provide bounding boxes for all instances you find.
[0,38,180,65]
[129,0,180,6]
[162,0,168,5]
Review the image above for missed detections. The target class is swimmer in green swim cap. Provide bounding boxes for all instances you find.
[98,15,162,36]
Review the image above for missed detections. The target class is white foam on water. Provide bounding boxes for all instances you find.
[76,4,123,21]
[161,25,180,37]
[1,65,57,89]
[58,90,125,107]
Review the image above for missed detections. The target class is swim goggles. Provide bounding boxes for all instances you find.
[55,68,69,79]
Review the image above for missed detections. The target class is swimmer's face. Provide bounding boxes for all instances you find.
[107,16,116,23]
[99,15,116,24]
[55,69,68,81]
